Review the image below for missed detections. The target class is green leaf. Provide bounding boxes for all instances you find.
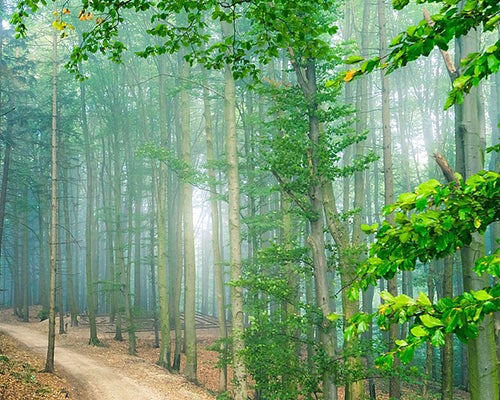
[415,179,440,196]
[344,55,364,64]
[361,223,378,234]
[463,0,477,12]
[399,345,416,364]
[415,195,427,211]
[431,329,445,347]
[453,74,471,90]
[416,291,432,307]
[410,325,428,337]
[397,192,416,206]
[327,312,343,322]
[472,289,492,301]
[380,291,395,303]
[420,314,444,328]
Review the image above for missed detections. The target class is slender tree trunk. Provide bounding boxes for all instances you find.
[0,4,9,270]
[62,166,78,327]
[156,56,171,369]
[292,57,337,400]
[222,19,248,400]
[80,70,99,346]
[179,57,197,381]
[22,188,29,322]
[203,69,228,391]
[45,23,58,372]
[0,132,11,265]
[424,262,436,396]
[378,0,400,397]
[441,256,454,400]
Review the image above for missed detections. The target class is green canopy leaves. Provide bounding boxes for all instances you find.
[348,169,500,367]
[341,0,500,108]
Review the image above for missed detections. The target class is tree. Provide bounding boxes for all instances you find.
[44,12,58,372]
[80,70,100,346]
[179,55,197,381]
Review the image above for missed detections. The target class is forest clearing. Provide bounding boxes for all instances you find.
[0,0,499,399]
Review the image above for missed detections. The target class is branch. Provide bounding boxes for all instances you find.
[0,107,16,118]
[271,170,309,215]
[433,153,459,185]
[423,8,457,82]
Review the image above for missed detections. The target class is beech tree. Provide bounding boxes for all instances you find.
[342,1,500,398]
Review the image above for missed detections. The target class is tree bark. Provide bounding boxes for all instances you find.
[62,166,78,327]
[179,57,197,381]
[377,0,400,397]
[45,22,58,372]
[156,55,172,370]
[222,19,248,400]
[292,57,337,400]
[455,16,498,399]
[203,68,228,391]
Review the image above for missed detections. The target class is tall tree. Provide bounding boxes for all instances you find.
[44,14,58,372]
[377,0,400,398]
[81,72,100,346]
[222,18,248,399]
[454,23,498,400]
[155,55,172,370]
[202,68,227,391]
[179,55,197,381]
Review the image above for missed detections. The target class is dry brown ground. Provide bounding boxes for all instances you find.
[0,331,78,399]
[0,306,471,400]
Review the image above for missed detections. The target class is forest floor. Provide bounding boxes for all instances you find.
[0,306,471,400]
[0,306,217,400]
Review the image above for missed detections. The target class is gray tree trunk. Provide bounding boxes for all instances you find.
[222,20,248,400]
[455,17,499,400]
[203,69,228,391]
[45,22,58,372]
[179,58,197,381]
[156,55,172,370]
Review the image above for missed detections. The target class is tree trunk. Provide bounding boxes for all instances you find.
[292,57,337,400]
[22,187,29,323]
[80,70,100,346]
[377,0,400,397]
[455,16,499,400]
[62,166,78,327]
[441,256,454,400]
[203,69,228,391]
[222,20,248,400]
[179,57,197,381]
[156,55,171,370]
[45,22,58,372]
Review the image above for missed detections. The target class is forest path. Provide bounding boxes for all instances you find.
[0,322,215,400]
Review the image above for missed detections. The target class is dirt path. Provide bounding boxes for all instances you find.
[0,322,215,400]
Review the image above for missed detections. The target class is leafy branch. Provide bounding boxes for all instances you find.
[344,168,500,367]
[339,0,500,109]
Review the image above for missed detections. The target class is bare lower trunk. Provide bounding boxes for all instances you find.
[45,23,58,372]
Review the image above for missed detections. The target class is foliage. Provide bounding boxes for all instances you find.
[345,169,500,368]
[256,71,377,219]
[12,0,340,79]
[340,0,500,109]
[136,141,214,189]
[237,243,324,399]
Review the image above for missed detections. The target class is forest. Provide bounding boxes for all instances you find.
[0,0,499,399]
